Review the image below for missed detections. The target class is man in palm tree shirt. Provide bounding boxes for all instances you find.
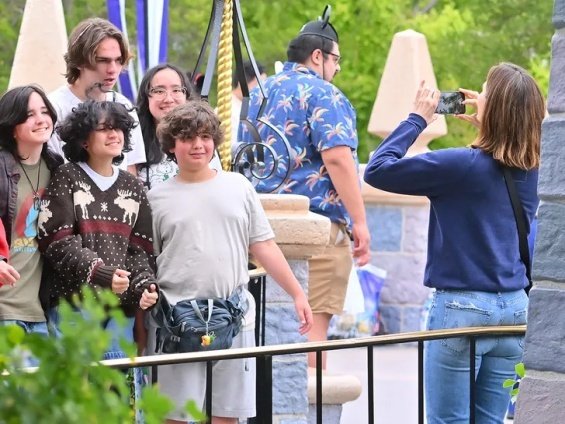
[241,7,370,369]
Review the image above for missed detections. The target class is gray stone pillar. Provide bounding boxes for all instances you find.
[515,1,565,422]
[259,194,330,423]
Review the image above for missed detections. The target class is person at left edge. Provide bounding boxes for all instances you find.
[0,85,63,341]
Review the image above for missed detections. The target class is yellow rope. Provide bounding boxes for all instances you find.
[217,0,233,171]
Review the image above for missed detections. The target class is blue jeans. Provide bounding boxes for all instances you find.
[102,315,135,360]
[0,320,49,336]
[0,320,49,367]
[47,307,134,360]
[425,289,527,424]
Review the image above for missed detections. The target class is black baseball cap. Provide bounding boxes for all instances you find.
[299,5,338,43]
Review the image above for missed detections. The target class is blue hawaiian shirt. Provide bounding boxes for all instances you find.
[239,62,359,227]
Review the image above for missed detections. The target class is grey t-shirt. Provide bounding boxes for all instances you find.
[0,160,50,322]
[148,171,273,316]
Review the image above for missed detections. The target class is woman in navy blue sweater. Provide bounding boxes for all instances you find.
[364,63,545,424]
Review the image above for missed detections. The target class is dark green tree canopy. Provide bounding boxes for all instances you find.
[0,0,552,160]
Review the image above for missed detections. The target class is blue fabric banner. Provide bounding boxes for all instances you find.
[106,0,169,101]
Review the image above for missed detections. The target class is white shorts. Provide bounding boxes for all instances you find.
[148,327,256,421]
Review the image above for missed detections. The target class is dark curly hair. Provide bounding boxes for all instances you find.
[157,101,223,162]
[136,63,198,167]
[58,100,136,165]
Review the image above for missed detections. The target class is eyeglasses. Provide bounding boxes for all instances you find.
[323,51,341,65]
[148,87,188,100]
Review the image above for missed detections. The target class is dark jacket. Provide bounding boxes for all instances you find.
[0,148,63,313]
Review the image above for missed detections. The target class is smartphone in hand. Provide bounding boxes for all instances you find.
[435,91,465,114]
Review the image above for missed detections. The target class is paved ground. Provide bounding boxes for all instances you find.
[328,345,514,423]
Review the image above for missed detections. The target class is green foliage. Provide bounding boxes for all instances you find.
[503,362,526,403]
[234,0,551,157]
[0,289,204,424]
[411,0,552,152]
[0,1,26,91]
[0,0,553,160]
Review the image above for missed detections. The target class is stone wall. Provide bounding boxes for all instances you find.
[362,177,431,334]
[265,261,309,423]
[515,1,565,421]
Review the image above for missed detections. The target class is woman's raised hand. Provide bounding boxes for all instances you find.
[412,80,440,125]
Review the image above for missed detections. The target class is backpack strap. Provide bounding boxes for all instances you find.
[150,292,175,334]
[190,299,214,329]
[501,165,533,294]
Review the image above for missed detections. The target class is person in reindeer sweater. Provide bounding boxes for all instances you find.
[38,100,158,359]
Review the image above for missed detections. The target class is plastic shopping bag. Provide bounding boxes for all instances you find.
[328,264,386,339]
[343,265,365,314]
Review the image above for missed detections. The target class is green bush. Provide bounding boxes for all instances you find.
[0,289,205,424]
[503,362,525,404]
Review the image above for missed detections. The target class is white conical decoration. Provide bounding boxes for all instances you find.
[368,29,447,155]
[9,0,67,92]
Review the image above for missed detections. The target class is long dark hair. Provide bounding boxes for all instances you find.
[0,85,62,170]
[136,63,198,167]
[472,63,545,170]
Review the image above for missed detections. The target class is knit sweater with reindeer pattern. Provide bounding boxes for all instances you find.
[37,162,156,317]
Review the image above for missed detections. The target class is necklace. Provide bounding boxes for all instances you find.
[19,160,41,210]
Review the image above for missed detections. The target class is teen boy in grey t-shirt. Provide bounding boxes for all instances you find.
[148,101,312,423]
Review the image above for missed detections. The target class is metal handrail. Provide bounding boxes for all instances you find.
[101,325,526,369]
[7,325,526,423]
[104,325,526,423]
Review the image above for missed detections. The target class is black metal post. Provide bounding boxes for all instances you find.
[418,340,425,424]
[367,346,374,424]
[206,360,213,422]
[469,337,476,424]
[260,276,266,347]
[248,274,262,347]
[249,274,266,424]
[316,350,323,423]
[255,355,273,423]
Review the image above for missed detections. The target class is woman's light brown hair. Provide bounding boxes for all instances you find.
[472,62,545,170]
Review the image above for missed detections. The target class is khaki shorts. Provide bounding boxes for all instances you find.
[308,222,353,315]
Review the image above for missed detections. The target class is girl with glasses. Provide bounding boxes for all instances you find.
[136,63,221,190]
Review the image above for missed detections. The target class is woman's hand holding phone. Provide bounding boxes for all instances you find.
[454,88,481,128]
